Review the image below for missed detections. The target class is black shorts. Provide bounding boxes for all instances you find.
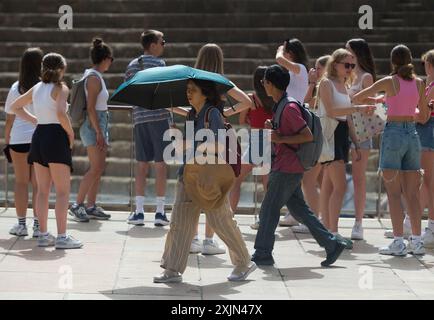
[9,143,31,153]
[28,124,73,171]
[322,120,350,165]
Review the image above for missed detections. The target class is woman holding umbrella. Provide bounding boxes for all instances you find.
[154,78,257,283]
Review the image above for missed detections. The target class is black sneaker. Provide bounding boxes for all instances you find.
[321,241,346,267]
[69,204,90,222]
[154,212,169,227]
[251,252,275,266]
[86,206,111,220]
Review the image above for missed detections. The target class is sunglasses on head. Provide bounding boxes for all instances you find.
[338,62,356,70]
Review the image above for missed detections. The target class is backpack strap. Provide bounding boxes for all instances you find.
[204,106,222,129]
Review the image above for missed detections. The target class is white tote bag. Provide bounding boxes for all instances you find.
[318,116,339,163]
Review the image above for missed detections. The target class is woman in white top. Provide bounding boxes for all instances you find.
[11,53,82,249]
[69,38,113,222]
[317,48,374,248]
[5,48,43,237]
[275,38,311,227]
[345,38,377,241]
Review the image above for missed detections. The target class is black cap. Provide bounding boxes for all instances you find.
[264,64,290,91]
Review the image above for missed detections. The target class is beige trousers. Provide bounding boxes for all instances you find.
[161,181,251,273]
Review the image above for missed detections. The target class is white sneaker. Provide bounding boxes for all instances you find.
[422,227,434,249]
[153,270,182,283]
[227,262,257,281]
[9,224,28,237]
[190,238,202,254]
[351,223,364,240]
[379,239,407,256]
[38,233,56,247]
[250,219,260,230]
[291,224,310,234]
[279,213,299,227]
[55,235,83,249]
[202,239,226,255]
[407,239,425,256]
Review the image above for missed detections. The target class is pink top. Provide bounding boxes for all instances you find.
[385,76,420,117]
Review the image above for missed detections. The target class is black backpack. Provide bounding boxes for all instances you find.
[272,97,323,171]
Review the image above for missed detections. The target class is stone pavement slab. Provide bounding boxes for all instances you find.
[0,208,433,300]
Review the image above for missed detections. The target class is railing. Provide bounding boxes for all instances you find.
[1,101,391,218]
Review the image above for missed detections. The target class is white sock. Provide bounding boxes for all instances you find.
[394,236,404,243]
[403,215,411,227]
[156,197,165,214]
[135,196,145,214]
[428,219,434,231]
[57,233,66,239]
[193,234,199,241]
[205,237,214,242]
[411,235,421,243]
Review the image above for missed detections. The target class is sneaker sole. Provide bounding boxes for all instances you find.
[9,232,28,237]
[379,251,407,256]
[153,276,182,283]
[154,219,170,227]
[127,220,145,225]
[38,243,55,247]
[68,214,90,223]
[55,245,83,250]
[88,215,111,220]
[202,250,226,255]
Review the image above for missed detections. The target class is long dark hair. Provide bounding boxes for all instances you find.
[253,66,274,112]
[18,47,43,94]
[285,38,309,72]
[346,38,377,81]
[390,44,415,81]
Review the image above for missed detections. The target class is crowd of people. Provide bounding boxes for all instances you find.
[3,29,434,283]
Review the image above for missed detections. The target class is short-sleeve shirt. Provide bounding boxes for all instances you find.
[272,101,307,173]
[285,63,309,103]
[5,81,36,145]
[125,55,170,124]
[178,102,225,177]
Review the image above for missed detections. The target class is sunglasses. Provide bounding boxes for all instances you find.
[338,62,356,70]
[422,61,425,67]
[160,39,166,46]
[106,56,114,62]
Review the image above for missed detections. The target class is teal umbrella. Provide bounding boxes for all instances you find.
[109,64,235,110]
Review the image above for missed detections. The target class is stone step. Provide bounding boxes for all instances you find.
[1,42,432,61]
[0,72,253,92]
[2,0,425,14]
[0,12,431,29]
[1,57,422,76]
[0,27,431,44]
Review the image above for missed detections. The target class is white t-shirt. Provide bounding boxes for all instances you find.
[83,69,109,111]
[285,63,309,103]
[5,81,36,145]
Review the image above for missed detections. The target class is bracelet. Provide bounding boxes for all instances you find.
[231,105,236,112]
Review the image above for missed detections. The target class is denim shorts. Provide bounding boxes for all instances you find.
[79,111,110,147]
[351,138,372,150]
[416,117,434,152]
[379,122,421,171]
[134,119,171,162]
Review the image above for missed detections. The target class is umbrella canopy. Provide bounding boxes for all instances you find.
[109,64,235,110]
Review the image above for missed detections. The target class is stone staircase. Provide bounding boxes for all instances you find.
[0,0,433,213]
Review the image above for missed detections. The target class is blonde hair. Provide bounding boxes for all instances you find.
[194,43,224,73]
[323,48,352,81]
[422,49,434,67]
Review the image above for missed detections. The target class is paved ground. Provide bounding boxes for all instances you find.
[0,208,433,300]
